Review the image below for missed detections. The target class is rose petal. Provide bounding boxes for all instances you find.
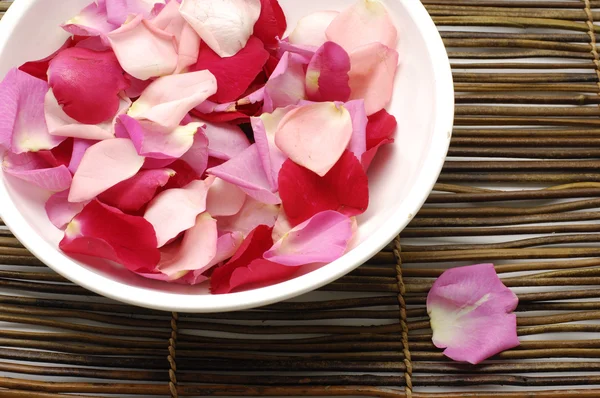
[106,0,166,25]
[0,68,65,153]
[144,177,214,247]
[345,99,368,160]
[206,177,246,217]
[68,139,96,174]
[98,168,174,213]
[18,38,75,81]
[128,70,217,129]
[289,10,338,47]
[60,200,160,272]
[48,47,129,125]
[180,0,262,58]
[263,52,307,113]
[278,150,368,225]
[272,208,292,243]
[207,144,280,205]
[217,197,279,237]
[277,39,316,61]
[45,191,88,229]
[161,159,200,190]
[37,139,74,168]
[3,152,72,192]
[275,102,352,177]
[427,263,520,365]
[305,42,351,102]
[74,35,112,51]
[191,36,269,104]
[62,0,119,37]
[179,128,209,176]
[125,74,153,98]
[264,210,353,266]
[253,0,286,48]
[69,138,145,203]
[362,108,396,169]
[325,0,397,53]
[348,42,399,115]
[197,120,250,160]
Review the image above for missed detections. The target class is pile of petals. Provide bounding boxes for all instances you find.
[0,0,399,294]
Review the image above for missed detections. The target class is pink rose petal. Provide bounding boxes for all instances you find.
[197,120,250,161]
[275,102,353,177]
[263,52,307,113]
[68,139,96,174]
[69,138,145,203]
[37,139,74,168]
[3,152,72,192]
[107,15,178,80]
[264,210,353,266]
[345,99,368,160]
[74,35,112,51]
[277,39,316,61]
[180,0,261,58]
[217,197,279,237]
[19,37,75,81]
[60,200,160,272]
[206,177,247,217]
[289,10,338,47]
[348,42,399,115]
[0,68,65,153]
[427,263,520,365]
[305,42,351,102]
[161,159,201,190]
[45,191,88,229]
[180,128,209,176]
[62,0,118,37]
[272,209,292,243]
[325,0,397,53]
[144,177,214,247]
[106,0,166,25]
[125,74,153,98]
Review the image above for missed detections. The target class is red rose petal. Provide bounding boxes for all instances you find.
[253,0,287,48]
[37,138,74,168]
[59,200,160,272]
[362,109,397,170]
[18,37,75,81]
[48,47,129,124]
[278,150,369,225]
[192,36,269,104]
[161,159,201,190]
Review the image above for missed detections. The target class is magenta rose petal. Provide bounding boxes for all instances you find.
[45,191,88,229]
[200,121,250,161]
[289,10,338,47]
[106,0,166,25]
[362,108,397,169]
[180,0,261,58]
[218,197,279,237]
[68,138,145,203]
[277,39,316,60]
[97,168,175,213]
[3,152,72,192]
[305,42,351,102]
[264,210,353,266]
[263,52,308,113]
[68,139,96,174]
[61,0,118,37]
[60,200,160,272]
[206,177,247,217]
[325,0,397,53]
[427,263,520,365]
[253,0,287,48]
[144,177,214,247]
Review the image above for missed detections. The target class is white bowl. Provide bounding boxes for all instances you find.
[0,0,453,312]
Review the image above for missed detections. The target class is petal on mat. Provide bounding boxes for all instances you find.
[19,37,75,81]
[206,177,247,217]
[264,210,353,266]
[305,42,351,102]
[217,197,279,237]
[345,99,368,160]
[69,138,145,203]
[427,263,520,365]
[253,0,286,48]
[289,10,338,47]
[161,159,201,190]
[200,120,250,160]
[179,0,262,57]
[278,150,368,226]
[180,128,209,175]
[2,152,72,192]
[98,168,174,212]
[48,47,129,125]
[60,200,160,272]
[362,108,396,169]
[45,190,88,229]
[191,36,269,104]
[275,102,352,177]
[158,212,218,276]
[263,52,307,113]
[325,0,397,53]
[207,144,280,205]
[106,0,166,25]
[0,68,65,153]
[62,0,118,37]
[144,177,214,247]
[128,70,217,129]
[348,42,399,115]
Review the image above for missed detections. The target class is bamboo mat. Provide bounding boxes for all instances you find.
[3,0,600,397]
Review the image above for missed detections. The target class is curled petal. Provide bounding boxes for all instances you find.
[277,39,316,61]
[45,191,87,229]
[218,197,279,237]
[3,152,72,192]
[69,138,145,203]
[161,159,200,190]
[144,177,214,247]
[48,47,129,125]
[180,0,262,58]
[19,38,75,81]
[253,0,287,48]
[68,139,96,174]
[106,0,166,25]
[200,120,250,160]
[278,150,368,225]
[263,52,307,113]
[348,42,399,115]
[98,168,174,213]
[264,210,353,266]
[37,139,74,168]
[0,68,65,153]
[362,108,396,169]
[60,200,160,272]
[345,99,368,160]
[180,128,209,175]
[107,15,178,80]
[206,177,247,217]
[62,0,118,37]
[427,264,520,364]
[325,0,397,53]
[305,42,351,102]
[289,10,338,47]
[275,102,352,177]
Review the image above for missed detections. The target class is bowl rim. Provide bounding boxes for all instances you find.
[0,0,454,313]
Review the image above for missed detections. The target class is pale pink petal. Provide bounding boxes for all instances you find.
[277,39,315,61]
[206,177,246,217]
[305,42,351,102]
[128,70,217,129]
[62,0,118,37]
[348,42,399,115]
[45,191,87,229]
[325,0,397,53]
[427,263,520,365]
[207,144,280,205]
[106,0,166,25]
[179,0,261,57]
[68,139,96,174]
[0,68,65,153]
[345,99,368,159]
[193,86,265,116]
[69,138,145,202]
[217,197,279,237]
[289,10,338,47]
[198,120,250,160]
[144,177,214,247]
[107,15,178,80]
[180,128,209,175]
[264,210,353,266]
[3,152,72,192]
[272,208,292,243]
[263,52,307,113]
[275,102,353,177]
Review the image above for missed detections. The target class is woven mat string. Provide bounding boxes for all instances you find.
[168,311,179,398]
[394,236,413,397]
